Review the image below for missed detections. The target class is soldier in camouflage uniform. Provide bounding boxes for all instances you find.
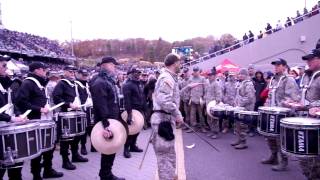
[262,59,300,171]
[204,70,223,139]
[179,68,191,130]
[222,72,237,133]
[287,49,320,179]
[151,53,183,180]
[230,69,256,149]
[187,66,207,133]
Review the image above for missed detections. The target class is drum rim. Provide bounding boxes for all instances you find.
[257,128,280,137]
[280,117,320,126]
[237,110,259,116]
[58,111,86,116]
[281,148,320,158]
[0,122,40,134]
[0,151,42,164]
[258,106,291,113]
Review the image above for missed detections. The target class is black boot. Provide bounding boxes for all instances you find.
[123,147,131,158]
[43,168,64,178]
[72,153,89,163]
[111,174,125,180]
[130,145,143,153]
[81,145,88,155]
[62,157,76,170]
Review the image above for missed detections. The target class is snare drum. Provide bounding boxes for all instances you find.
[36,120,56,153]
[280,117,320,158]
[235,111,259,124]
[258,106,291,137]
[0,121,41,166]
[57,111,87,140]
[87,107,95,126]
[209,106,226,119]
[225,106,245,119]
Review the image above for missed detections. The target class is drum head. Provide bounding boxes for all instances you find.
[206,101,217,116]
[91,120,127,155]
[258,106,291,113]
[121,110,144,135]
[281,117,320,126]
[237,111,259,116]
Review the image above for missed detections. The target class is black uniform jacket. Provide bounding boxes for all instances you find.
[122,78,146,113]
[16,73,47,120]
[0,76,13,122]
[90,70,119,128]
[52,78,76,112]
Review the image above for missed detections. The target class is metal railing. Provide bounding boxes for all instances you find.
[182,6,320,67]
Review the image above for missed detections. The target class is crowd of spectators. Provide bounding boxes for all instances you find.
[202,2,320,66]
[0,29,73,59]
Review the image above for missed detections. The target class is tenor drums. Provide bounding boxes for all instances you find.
[280,117,320,158]
[235,111,259,124]
[57,111,87,140]
[0,121,41,166]
[36,120,56,152]
[258,106,291,137]
[87,107,95,126]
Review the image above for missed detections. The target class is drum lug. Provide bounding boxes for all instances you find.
[3,147,17,166]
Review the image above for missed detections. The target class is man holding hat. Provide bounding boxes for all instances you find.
[261,58,300,171]
[151,53,183,180]
[231,68,256,149]
[188,66,207,133]
[0,55,27,180]
[122,66,145,158]
[90,56,125,180]
[16,62,64,179]
[204,67,223,139]
[52,65,89,170]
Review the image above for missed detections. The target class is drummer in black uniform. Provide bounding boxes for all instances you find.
[90,57,125,180]
[52,65,88,170]
[15,62,63,180]
[122,67,145,158]
[0,55,27,180]
[74,69,91,155]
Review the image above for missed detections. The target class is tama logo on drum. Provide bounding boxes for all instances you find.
[269,115,275,132]
[297,131,306,152]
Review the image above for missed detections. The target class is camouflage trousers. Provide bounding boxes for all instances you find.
[299,157,320,180]
[151,113,176,180]
[235,121,248,141]
[190,102,205,127]
[183,101,191,125]
[207,116,219,134]
[265,137,288,162]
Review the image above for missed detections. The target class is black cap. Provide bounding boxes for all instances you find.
[193,66,200,72]
[64,65,77,71]
[271,58,287,66]
[127,67,141,75]
[0,55,10,62]
[78,69,89,76]
[29,62,47,72]
[100,56,119,65]
[302,49,320,61]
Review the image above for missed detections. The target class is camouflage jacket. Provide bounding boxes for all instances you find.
[223,80,237,106]
[152,68,182,124]
[301,70,320,107]
[179,78,190,102]
[235,79,256,111]
[204,79,223,105]
[188,76,206,104]
[266,74,300,107]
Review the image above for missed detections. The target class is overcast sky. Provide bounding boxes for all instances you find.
[1,0,318,42]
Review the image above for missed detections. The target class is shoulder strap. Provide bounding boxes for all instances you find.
[61,79,75,87]
[25,77,44,89]
[74,80,86,89]
[0,83,7,93]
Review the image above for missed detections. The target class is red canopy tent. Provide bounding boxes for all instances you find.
[216,59,240,73]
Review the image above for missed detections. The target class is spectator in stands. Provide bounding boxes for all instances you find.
[243,33,248,45]
[303,7,309,19]
[248,31,254,43]
[260,72,274,105]
[257,31,263,39]
[285,17,292,27]
[275,20,283,32]
[294,10,303,23]
[289,68,300,85]
[265,23,273,34]
[311,1,320,16]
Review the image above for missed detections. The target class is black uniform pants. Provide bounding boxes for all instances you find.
[60,136,81,158]
[0,164,23,180]
[99,154,116,179]
[31,147,55,176]
[124,133,139,149]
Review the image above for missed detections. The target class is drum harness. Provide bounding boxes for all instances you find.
[269,75,286,107]
[299,70,320,108]
[0,83,13,115]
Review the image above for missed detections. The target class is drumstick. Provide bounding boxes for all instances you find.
[67,103,86,111]
[0,104,12,114]
[49,102,65,112]
[20,110,32,119]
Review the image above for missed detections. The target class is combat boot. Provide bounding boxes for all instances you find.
[272,155,288,171]
[72,153,89,162]
[230,139,241,146]
[62,156,76,170]
[123,146,131,158]
[130,145,143,153]
[261,153,278,165]
[234,140,248,150]
[43,168,64,178]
